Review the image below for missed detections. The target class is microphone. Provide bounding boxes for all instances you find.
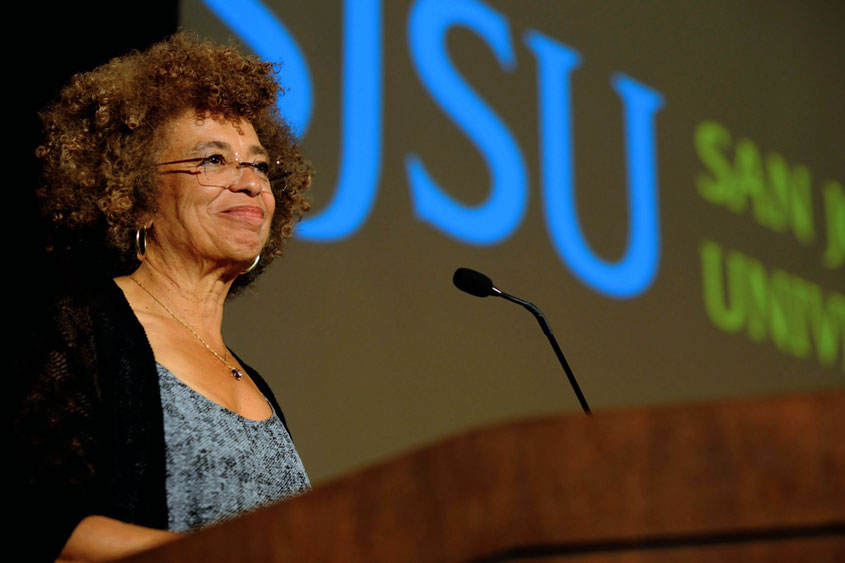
[453,268,591,415]
[453,267,495,297]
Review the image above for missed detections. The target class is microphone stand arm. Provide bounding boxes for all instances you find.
[493,288,591,415]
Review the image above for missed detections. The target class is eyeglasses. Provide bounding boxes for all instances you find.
[157,154,274,189]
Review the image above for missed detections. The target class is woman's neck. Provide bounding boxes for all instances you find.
[123,257,233,338]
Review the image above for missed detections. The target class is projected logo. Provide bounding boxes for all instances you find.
[203,0,665,299]
[696,121,845,372]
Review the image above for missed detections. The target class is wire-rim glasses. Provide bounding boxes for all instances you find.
[157,155,274,189]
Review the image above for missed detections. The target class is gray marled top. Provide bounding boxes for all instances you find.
[157,363,310,532]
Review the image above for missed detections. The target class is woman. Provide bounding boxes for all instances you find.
[15,33,312,561]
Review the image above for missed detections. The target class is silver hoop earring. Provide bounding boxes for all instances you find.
[135,227,149,262]
[243,254,261,274]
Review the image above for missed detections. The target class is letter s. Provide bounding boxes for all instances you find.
[406,0,528,245]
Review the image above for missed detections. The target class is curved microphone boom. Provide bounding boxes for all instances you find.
[453,268,591,414]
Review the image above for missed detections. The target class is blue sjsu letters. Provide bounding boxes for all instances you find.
[205,0,665,298]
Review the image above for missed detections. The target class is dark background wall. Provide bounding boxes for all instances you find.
[20,1,178,315]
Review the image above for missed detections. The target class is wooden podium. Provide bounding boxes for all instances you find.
[126,391,845,562]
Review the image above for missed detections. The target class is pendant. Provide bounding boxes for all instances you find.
[232,368,243,380]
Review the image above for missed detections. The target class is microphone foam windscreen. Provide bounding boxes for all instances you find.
[453,268,494,297]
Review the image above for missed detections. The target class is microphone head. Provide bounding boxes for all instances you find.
[453,268,495,297]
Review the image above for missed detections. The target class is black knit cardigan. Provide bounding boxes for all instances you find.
[13,276,288,561]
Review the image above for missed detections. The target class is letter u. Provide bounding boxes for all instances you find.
[525,31,664,298]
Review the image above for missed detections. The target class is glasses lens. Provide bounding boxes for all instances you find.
[200,156,228,186]
[199,158,271,187]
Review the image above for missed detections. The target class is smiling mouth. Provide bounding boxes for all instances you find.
[221,206,265,225]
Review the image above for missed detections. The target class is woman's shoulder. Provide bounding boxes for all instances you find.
[31,266,130,319]
[15,269,148,393]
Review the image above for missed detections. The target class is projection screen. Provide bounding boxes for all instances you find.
[180,0,844,482]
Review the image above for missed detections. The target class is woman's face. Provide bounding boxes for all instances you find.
[153,111,275,270]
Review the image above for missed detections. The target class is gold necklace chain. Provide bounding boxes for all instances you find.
[128,275,244,380]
